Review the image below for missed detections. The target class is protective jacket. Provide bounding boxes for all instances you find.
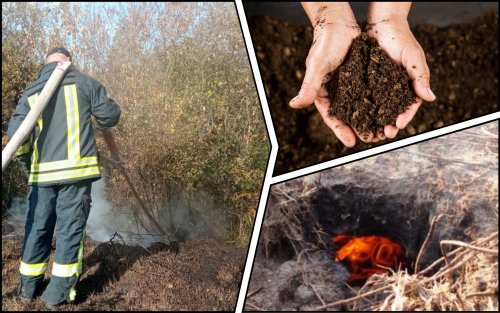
[7,61,121,186]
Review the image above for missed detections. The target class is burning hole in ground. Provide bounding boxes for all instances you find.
[271,183,440,296]
[250,182,495,310]
[247,123,498,311]
[247,183,444,310]
[308,185,437,282]
[248,181,496,310]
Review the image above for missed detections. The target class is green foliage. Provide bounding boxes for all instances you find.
[2,2,269,245]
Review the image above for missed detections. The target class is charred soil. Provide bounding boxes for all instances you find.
[2,233,245,311]
[249,12,499,175]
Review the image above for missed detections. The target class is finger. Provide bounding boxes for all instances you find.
[352,127,374,143]
[403,47,436,102]
[396,98,422,129]
[290,58,330,109]
[384,125,399,138]
[376,127,386,141]
[315,97,356,147]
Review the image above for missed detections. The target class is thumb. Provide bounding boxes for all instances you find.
[290,60,330,109]
[404,47,436,102]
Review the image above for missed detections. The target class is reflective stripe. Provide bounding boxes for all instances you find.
[27,94,42,164]
[31,156,98,172]
[68,228,86,301]
[77,228,85,263]
[64,85,81,160]
[52,262,82,277]
[69,289,77,301]
[16,142,30,156]
[19,261,48,276]
[29,166,100,183]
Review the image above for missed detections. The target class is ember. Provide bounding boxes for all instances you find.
[332,234,406,283]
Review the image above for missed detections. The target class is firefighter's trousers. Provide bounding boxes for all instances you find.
[18,180,92,305]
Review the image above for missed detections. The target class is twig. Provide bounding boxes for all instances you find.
[2,234,23,238]
[297,248,314,263]
[433,233,497,280]
[420,231,498,275]
[440,236,498,283]
[344,281,375,309]
[109,231,125,245]
[310,283,326,306]
[312,226,329,249]
[311,285,391,311]
[415,213,444,274]
[465,292,498,298]
[440,240,498,255]
[380,293,395,311]
[245,302,264,311]
[418,246,465,275]
[419,253,475,285]
[246,287,262,299]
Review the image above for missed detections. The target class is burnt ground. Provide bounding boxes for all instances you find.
[244,122,498,311]
[2,224,245,311]
[249,12,499,175]
[327,33,416,135]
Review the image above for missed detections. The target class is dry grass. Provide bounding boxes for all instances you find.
[2,234,245,311]
[311,232,498,311]
[261,180,318,257]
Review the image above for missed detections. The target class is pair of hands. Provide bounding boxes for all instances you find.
[290,2,436,147]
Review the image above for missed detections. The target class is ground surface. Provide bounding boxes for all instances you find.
[2,226,245,311]
[249,12,499,175]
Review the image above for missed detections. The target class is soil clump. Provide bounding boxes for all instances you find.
[327,33,416,135]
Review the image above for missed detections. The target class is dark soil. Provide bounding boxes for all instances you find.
[2,231,245,311]
[327,34,416,135]
[249,12,499,175]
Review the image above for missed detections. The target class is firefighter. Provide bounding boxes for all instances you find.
[7,47,121,307]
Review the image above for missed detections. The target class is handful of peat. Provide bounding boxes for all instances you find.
[327,33,417,135]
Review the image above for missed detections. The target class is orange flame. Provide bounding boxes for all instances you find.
[332,234,405,283]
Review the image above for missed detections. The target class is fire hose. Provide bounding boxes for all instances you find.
[101,128,168,236]
[2,61,72,172]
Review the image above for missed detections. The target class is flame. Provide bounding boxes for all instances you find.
[332,234,405,283]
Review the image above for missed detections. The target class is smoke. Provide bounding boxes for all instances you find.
[86,176,228,246]
[4,176,228,246]
[5,196,28,222]
[3,196,28,236]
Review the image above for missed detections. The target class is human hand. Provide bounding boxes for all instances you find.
[290,2,361,147]
[367,4,436,139]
